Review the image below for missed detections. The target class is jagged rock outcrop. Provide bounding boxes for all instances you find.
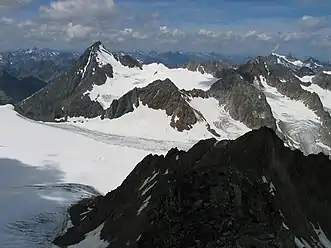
[0,70,46,105]
[14,41,142,121]
[208,68,276,130]
[180,60,233,77]
[113,53,143,69]
[312,71,331,91]
[296,66,315,77]
[105,79,201,131]
[53,127,331,248]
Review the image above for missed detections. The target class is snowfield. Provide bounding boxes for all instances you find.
[259,76,325,154]
[0,105,153,194]
[0,104,181,247]
[64,97,250,143]
[0,102,249,247]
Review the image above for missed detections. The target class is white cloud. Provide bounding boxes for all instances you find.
[159,26,184,37]
[65,23,92,41]
[17,20,35,29]
[198,29,220,38]
[299,15,327,30]
[120,28,133,35]
[244,30,257,38]
[256,33,272,41]
[0,17,13,25]
[39,0,115,20]
[132,32,148,39]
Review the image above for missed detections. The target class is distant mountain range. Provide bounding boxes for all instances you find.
[0,70,46,105]
[1,47,330,82]
[0,47,79,82]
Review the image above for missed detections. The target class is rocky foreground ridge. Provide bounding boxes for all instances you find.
[53,127,331,248]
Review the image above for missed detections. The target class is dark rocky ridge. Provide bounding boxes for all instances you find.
[208,68,276,130]
[312,71,331,91]
[0,70,46,105]
[14,41,141,121]
[53,127,331,248]
[180,60,233,78]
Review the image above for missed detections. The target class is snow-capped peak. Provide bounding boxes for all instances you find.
[271,52,304,67]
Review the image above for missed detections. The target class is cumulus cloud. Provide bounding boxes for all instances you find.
[198,29,220,38]
[39,0,115,20]
[159,26,184,37]
[0,17,13,24]
[65,23,92,41]
[0,0,331,59]
[299,15,328,31]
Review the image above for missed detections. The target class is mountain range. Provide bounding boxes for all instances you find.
[13,41,331,156]
[1,41,331,247]
[0,47,79,82]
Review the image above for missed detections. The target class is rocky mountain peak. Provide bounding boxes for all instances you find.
[208,69,276,130]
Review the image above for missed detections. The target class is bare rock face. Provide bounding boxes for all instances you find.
[53,127,331,248]
[312,71,331,91]
[208,68,276,130]
[113,53,143,69]
[105,78,199,131]
[180,60,233,77]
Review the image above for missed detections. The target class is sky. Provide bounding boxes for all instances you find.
[0,0,331,59]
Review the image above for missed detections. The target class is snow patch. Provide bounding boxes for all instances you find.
[137,195,151,215]
[312,223,331,248]
[301,84,331,114]
[188,97,250,140]
[295,237,312,248]
[141,181,157,196]
[272,53,304,67]
[323,71,331,75]
[68,223,108,248]
[139,171,159,191]
[81,50,92,82]
[294,74,315,83]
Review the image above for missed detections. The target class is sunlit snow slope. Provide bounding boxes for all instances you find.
[84,44,216,109]
[258,76,327,154]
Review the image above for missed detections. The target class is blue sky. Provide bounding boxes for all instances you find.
[0,0,331,59]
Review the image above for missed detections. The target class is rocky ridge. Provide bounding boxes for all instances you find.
[53,127,331,248]
[179,60,233,78]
